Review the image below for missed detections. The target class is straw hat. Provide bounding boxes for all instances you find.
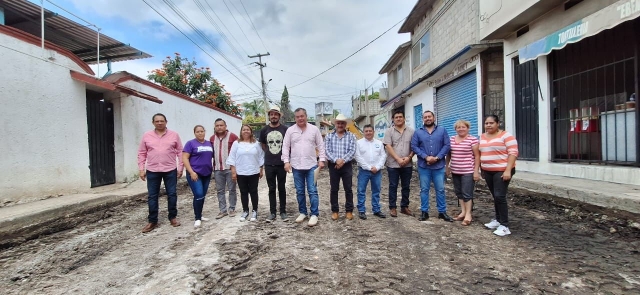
[331,114,350,124]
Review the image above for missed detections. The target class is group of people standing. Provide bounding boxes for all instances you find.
[136,106,518,237]
[321,110,519,237]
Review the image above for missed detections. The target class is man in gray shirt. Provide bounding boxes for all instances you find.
[383,110,415,217]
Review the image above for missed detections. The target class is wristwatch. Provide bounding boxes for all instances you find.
[435,156,440,161]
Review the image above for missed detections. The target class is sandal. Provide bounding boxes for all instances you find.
[454,215,465,221]
[461,219,472,226]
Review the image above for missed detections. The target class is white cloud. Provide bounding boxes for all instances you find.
[69,0,416,117]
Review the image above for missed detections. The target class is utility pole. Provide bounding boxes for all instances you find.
[364,88,370,126]
[248,52,270,123]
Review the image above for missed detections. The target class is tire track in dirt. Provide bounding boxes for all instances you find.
[194,168,640,294]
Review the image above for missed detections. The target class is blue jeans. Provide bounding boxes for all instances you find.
[357,168,382,213]
[146,169,178,223]
[387,167,412,209]
[186,173,212,220]
[417,166,447,213]
[292,166,320,216]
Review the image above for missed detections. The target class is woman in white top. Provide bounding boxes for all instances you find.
[227,125,264,221]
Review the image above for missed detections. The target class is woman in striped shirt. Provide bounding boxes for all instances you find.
[479,115,519,237]
[445,120,480,226]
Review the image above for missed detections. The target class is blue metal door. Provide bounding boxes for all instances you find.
[435,71,478,137]
[413,104,423,130]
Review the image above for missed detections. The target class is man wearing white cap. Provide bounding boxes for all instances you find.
[324,114,357,221]
[259,106,289,222]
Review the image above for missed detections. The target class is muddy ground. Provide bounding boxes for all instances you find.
[1,168,640,294]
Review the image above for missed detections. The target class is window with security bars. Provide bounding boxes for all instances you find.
[550,19,639,166]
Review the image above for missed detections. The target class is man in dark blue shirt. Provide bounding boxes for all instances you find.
[410,110,454,222]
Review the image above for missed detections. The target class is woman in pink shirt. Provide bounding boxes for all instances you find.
[445,120,480,225]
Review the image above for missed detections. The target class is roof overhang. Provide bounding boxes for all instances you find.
[104,71,242,119]
[518,0,640,63]
[378,41,411,74]
[70,70,162,104]
[382,43,501,107]
[0,0,151,64]
[399,0,437,34]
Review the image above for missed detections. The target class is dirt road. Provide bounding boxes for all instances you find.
[1,168,640,294]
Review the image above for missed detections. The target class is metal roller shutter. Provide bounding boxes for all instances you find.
[435,71,478,137]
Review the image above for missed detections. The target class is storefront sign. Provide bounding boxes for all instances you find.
[519,0,640,63]
[426,54,479,88]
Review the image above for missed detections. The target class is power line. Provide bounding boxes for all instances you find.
[193,0,246,63]
[142,0,259,92]
[239,0,269,52]
[222,0,258,53]
[289,16,406,89]
[202,0,251,58]
[159,0,261,91]
[268,66,359,90]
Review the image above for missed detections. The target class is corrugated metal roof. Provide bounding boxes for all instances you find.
[0,0,151,64]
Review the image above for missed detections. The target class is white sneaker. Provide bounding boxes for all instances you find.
[484,219,501,229]
[493,225,511,236]
[295,213,307,223]
[250,210,257,222]
[201,217,210,222]
[194,220,201,228]
[308,215,318,227]
[240,211,249,222]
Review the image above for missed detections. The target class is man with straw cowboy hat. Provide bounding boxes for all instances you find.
[324,113,357,221]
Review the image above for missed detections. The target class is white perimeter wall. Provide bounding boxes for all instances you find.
[113,80,242,182]
[0,33,91,203]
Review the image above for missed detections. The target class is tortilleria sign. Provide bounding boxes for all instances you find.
[519,0,640,63]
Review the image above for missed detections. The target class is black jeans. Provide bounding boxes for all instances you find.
[387,167,412,209]
[265,165,287,214]
[328,161,354,213]
[482,168,515,227]
[237,174,260,212]
[452,173,474,202]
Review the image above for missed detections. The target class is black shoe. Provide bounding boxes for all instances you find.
[373,212,386,218]
[419,211,429,221]
[358,212,367,220]
[438,212,454,222]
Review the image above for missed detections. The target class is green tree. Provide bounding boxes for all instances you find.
[242,99,267,118]
[280,86,294,122]
[358,91,379,101]
[147,53,241,115]
[242,114,267,125]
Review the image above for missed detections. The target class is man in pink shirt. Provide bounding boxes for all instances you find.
[138,113,184,233]
[282,108,326,227]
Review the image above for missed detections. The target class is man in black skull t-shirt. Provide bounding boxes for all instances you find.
[259,106,289,222]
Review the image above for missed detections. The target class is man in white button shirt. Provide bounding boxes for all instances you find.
[354,124,387,220]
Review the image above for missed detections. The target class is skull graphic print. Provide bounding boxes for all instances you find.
[266,130,284,155]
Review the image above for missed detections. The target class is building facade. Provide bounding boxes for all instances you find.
[480,0,640,184]
[379,0,504,138]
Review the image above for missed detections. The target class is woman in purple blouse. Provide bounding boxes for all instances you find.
[182,125,214,228]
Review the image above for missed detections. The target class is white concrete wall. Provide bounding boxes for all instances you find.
[478,0,540,39]
[115,80,242,182]
[0,33,91,203]
[405,83,434,129]
[500,4,640,185]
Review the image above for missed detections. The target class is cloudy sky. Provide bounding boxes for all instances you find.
[34,0,417,117]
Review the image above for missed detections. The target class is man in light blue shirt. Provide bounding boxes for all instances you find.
[411,111,453,222]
